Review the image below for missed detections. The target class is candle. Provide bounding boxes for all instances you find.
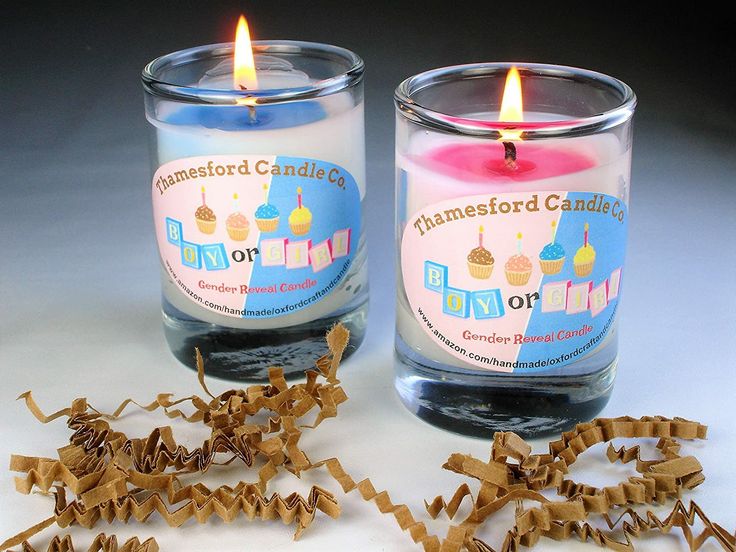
[142,16,367,379]
[394,63,635,436]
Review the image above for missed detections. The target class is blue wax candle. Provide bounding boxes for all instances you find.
[164,102,326,130]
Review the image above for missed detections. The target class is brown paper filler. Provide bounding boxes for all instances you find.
[0,324,733,552]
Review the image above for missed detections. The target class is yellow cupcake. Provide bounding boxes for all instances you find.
[289,187,312,235]
[573,245,596,277]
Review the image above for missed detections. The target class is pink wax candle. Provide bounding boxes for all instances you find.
[422,141,595,182]
[416,66,595,184]
[399,68,628,219]
[394,62,636,437]
[399,127,628,225]
[398,65,630,368]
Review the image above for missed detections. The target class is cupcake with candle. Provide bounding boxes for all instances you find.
[288,187,312,236]
[195,186,216,234]
[255,184,280,232]
[505,232,532,286]
[467,225,494,279]
[573,223,596,277]
[538,220,566,275]
[226,193,250,241]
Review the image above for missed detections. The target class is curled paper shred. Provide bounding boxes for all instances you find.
[309,416,732,552]
[314,457,443,551]
[416,417,734,552]
[1,325,349,551]
[2,322,734,552]
[14,533,157,552]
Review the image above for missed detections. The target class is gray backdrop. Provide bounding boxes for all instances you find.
[2,2,735,425]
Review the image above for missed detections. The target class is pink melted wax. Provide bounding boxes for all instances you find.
[420,141,596,183]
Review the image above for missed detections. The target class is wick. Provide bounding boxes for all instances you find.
[239,85,258,124]
[502,141,518,170]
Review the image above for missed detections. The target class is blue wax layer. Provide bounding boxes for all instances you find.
[164,102,326,130]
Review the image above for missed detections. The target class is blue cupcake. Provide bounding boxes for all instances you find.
[539,221,565,274]
[255,184,280,232]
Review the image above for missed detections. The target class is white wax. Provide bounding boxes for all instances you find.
[149,75,366,330]
[396,116,630,373]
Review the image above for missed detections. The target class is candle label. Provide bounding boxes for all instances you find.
[401,190,627,372]
[152,155,360,320]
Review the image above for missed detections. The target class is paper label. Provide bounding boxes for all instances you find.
[401,191,627,372]
[152,155,360,319]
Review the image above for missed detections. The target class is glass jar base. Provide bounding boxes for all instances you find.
[394,337,616,439]
[162,300,368,381]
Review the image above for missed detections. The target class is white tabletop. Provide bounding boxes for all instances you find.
[2,118,735,551]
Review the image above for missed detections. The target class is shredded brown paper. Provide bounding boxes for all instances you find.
[1,325,349,552]
[2,324,734,552]
[14,534,157,552]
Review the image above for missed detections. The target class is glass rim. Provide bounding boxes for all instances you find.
[394,62,636,139]
[142,40,364,105]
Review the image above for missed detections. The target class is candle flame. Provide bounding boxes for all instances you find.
[233,15,258,90]
[499,66,523,141]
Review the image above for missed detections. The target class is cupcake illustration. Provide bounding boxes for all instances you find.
[505,232,532,286]
[288,187,312,236]
[539,220,566,275]
[255,184,280,232]
[226,193,250,241]
[467,225,494,279]
[195,186,216,234]
[573,222,596,277]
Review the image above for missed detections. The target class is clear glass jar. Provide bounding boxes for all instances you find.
[394,63,636,437]
[142,41,367,380]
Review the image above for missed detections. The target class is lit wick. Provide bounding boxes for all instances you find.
[238,85,258,124]
[498,66,523,171]
[233,14,258,125]
[502,141,517,170]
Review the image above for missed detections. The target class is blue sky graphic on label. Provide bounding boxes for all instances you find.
[243,156,360,318]
[515,192,627,370]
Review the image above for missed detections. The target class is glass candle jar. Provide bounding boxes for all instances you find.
[394,63,635,437]
[142,41,367,380]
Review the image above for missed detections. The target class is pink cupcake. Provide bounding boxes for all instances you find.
[505,232,533,286]
[226,193,250,241]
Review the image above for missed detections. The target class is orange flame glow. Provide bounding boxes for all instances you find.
[233,15,258,91]
[499,66,523,140]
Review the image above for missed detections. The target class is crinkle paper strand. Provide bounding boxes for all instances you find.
[2,325,734,551]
